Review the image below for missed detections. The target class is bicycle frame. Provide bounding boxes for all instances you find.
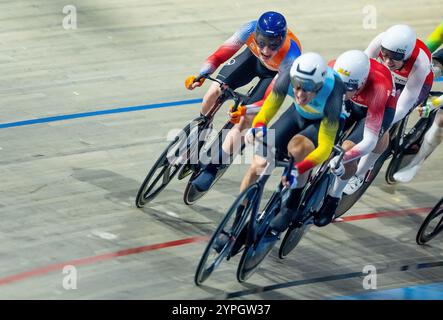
[181,77,249,172]
[245,159,290,245]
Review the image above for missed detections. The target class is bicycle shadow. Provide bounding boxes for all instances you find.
[71,167,139,203]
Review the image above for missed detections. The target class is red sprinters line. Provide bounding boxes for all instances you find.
[336,206,431,222]
[0,207,432,287]
[0,236,208,286]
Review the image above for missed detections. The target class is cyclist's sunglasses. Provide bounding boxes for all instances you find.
[254,33,284,51]
[343,81,359,92]
[381,46,405,61]
[292,76,323,93]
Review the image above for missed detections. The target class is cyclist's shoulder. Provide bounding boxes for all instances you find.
[329,67,344,90]
[368,59,393,88]
[239,20,257,31]
[286,29,302,49]
[235,20,257,39]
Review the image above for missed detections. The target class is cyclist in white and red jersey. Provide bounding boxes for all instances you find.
[313,50,396,226]
[185,11,302,192]
[345,24,434,194]
[393,23,443,182]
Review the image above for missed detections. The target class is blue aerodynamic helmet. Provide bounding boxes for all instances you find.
[254,11,287,51]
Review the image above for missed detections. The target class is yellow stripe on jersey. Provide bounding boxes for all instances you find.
[297,118,338,173]
[252,91,286,127]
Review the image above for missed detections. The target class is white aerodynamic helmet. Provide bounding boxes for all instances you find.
[381,24,417,61]
[333,50,370,91]
[290,52,327,92]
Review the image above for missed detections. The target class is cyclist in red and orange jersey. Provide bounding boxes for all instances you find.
[185,11,302,192]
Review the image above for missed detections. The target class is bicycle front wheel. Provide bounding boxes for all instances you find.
[336,147,390,217]
[194,183,260,286]
[236,190,281,283]
[135,123,192,207]
[416,198,443,245]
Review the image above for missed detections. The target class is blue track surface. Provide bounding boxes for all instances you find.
[337,282,443,300]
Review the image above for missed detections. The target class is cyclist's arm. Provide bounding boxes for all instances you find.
[252,65,291,127]
[392,51,430,124]
[244,76,277,114]
[343,84,389,163]
[425,20,443,53]
[365,32,384,59]
[295,78,344,174]
[199,21,256,76]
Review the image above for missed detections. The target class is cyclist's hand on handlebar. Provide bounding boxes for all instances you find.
[185,75,205,90]
[245,126,267,145]
[282,166,299,189]
[229,104,247,124]
[329,155,345,177]
[417,102,431,118]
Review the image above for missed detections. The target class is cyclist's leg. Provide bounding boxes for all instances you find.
[394,107,443,182]
[270,114,320,232]
[221,76,276,161]
[313,117,358,226]
[354,83,431,181]
[333,114,368,195]
[239,105,302,193]
[353,106,396,180]
[201,49,257,115]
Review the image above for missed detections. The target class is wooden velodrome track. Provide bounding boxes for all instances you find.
[0,0,442,299]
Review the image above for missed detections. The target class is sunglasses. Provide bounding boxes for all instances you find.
[254,33,284,51]
[292,77,323,93]
[343,82,359,92]
[381,46,405,61]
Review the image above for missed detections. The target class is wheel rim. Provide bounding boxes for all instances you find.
[279,224,306,258]
[136,123,197,206]
[417,201,443,244]
[236,193,281,282]
[336,150,388,217]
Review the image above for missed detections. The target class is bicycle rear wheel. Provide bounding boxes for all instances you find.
[278,223,308,259]
[279,172,330,258]
[183,121,235,205]
[194,183,260,286]
[335,147,390,217]
[135,123,192,207]
[416,198,443,245]
[177,121,215,181]
[236,190,282,283]
[385,111,437,184]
